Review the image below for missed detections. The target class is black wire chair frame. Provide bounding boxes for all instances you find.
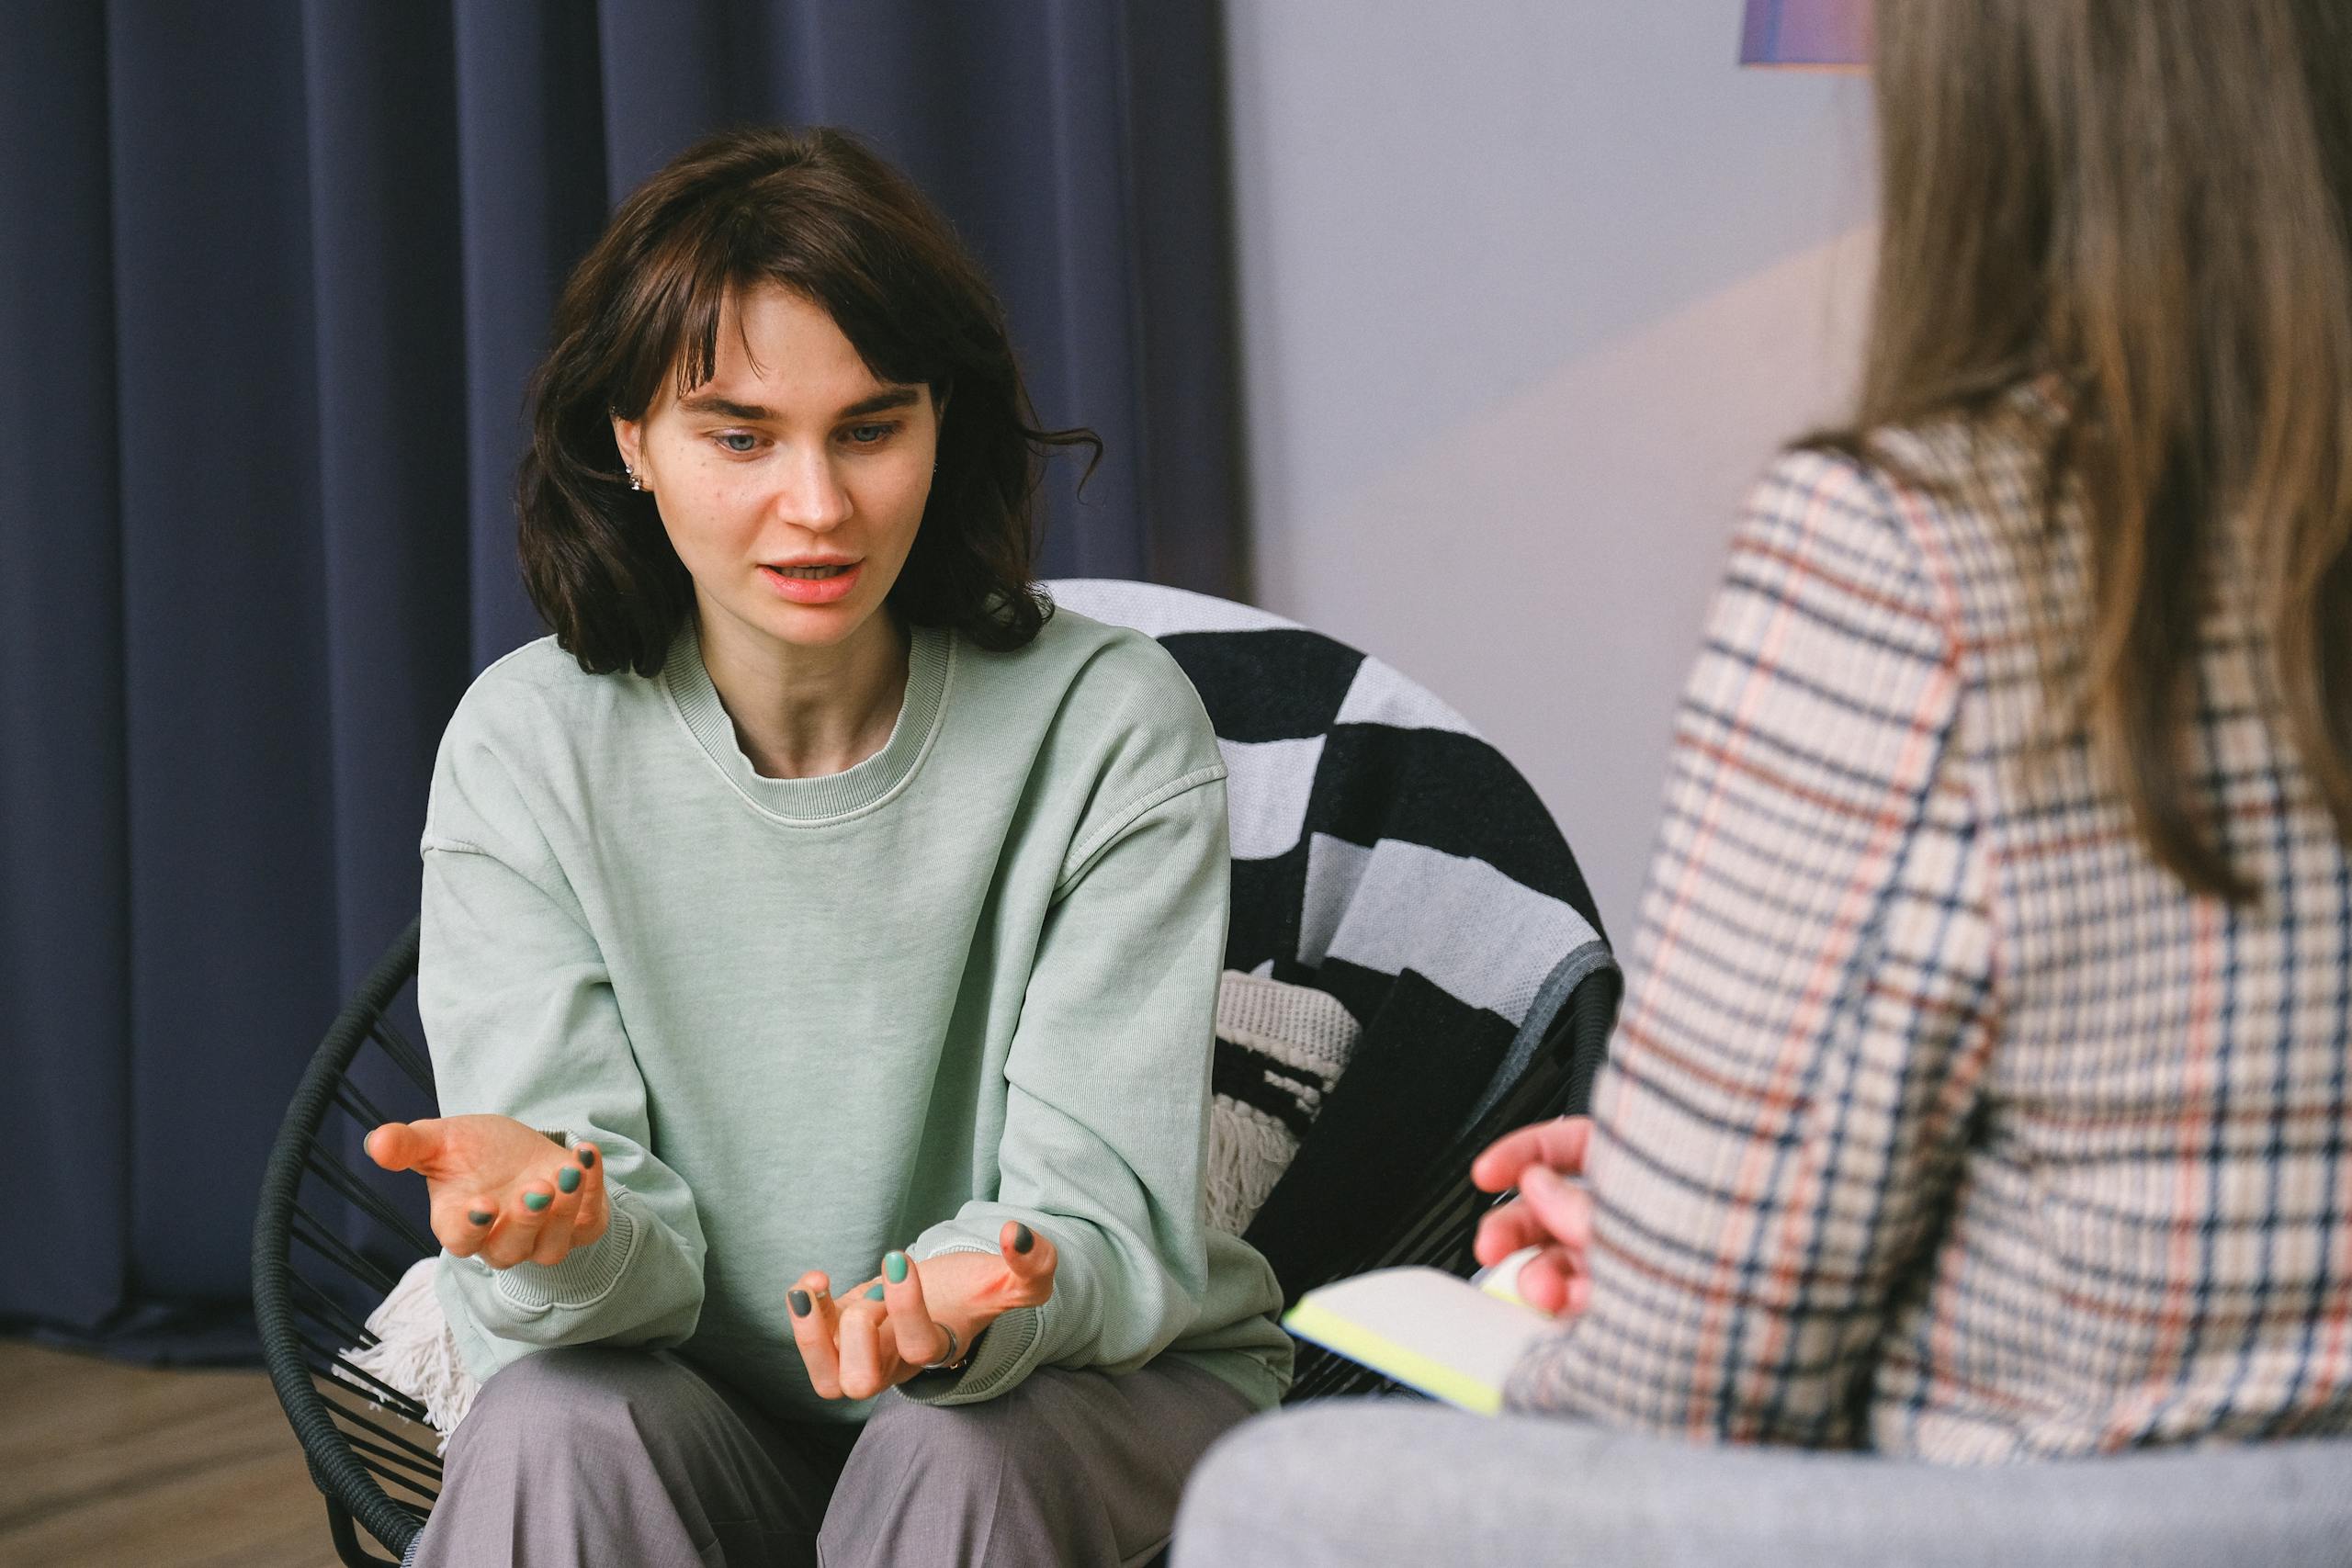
[252,917,439,1566]
[254,919,1618,1562]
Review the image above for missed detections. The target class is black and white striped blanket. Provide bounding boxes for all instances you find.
[1046,581,1615,1296]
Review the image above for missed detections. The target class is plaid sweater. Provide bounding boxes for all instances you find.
[1509,385,2352,1461]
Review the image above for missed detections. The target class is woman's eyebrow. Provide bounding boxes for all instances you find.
[675,387,922,421]
[838,388,923,418]
[676,393,773,420]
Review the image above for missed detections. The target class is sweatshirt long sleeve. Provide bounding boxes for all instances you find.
[415,610,1291,1421]
[420,739,709,1376]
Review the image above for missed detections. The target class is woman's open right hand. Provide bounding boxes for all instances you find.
[366,1114,607,1269]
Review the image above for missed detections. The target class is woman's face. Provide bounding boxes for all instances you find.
[613,285,938,660]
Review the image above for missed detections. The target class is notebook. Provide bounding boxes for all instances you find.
[1281,1250,1555,1415]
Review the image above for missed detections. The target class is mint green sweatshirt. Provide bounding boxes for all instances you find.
[420,608,1291,1422]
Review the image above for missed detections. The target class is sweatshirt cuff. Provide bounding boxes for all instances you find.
[469,1188,642,1315]
[898,1303,1046,1407]
[896,1239,1056,1406]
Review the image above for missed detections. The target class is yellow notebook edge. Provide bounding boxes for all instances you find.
[1282,1296,1505,1416]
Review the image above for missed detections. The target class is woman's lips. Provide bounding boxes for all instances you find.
[759,562,861,604]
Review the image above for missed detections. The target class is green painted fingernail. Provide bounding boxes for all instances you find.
[789,1290,811,1317]
[866,1284,885,1300]
[524,1191,551,1212]
[885,1251,909,1283]
[557,1166,581,1193]
[577,1147,596,1168]
[1012,1224,1035,1254]
[468,1211,493,1226]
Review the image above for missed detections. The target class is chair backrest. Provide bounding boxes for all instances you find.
[1045,580,1618,1308]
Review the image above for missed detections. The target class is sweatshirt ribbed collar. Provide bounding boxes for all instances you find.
[662,618,953,824]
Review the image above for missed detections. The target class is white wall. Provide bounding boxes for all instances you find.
[1224,1,1877,934]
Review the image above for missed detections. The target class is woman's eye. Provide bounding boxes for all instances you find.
[713,431,761,454]
[843,422,899,446]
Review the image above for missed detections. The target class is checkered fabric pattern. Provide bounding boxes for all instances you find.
[1508,384,2352,1461]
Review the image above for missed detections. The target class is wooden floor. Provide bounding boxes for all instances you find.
[0,1337,356,1567]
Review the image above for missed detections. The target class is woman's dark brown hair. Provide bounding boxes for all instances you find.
[517,126,1095,673]
[1829,0,2352,901]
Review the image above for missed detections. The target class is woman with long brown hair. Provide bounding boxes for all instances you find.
[1177,1,2352,1558]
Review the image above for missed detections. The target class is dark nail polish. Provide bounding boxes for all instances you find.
[789,1290,812,1318]
[866,1284,886,1301]
[468,1211,493,1226]
[524,1191,551,1212]
[885,1251,909,1283]
[1012,1224,1035,1254]
[577,1147,596,1168]
[557,1166,582,1194]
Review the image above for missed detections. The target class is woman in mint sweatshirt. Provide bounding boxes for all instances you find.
[362,125,1289,1568]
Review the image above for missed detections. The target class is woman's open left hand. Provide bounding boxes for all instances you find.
[786,1219,1058,1401]
[1469,1115,1595,1318]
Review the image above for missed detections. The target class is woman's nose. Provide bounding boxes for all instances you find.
[768,446,853,531]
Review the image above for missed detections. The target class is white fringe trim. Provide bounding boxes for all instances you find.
[1206,1098,1303,1235]
[335,1258,481,1451]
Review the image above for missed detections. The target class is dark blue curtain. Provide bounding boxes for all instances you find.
[0,0,1245,1359]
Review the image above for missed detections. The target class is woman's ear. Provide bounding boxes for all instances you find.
[610,412,645,480]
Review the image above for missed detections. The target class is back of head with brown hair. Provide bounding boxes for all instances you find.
[1831,0,2352,901]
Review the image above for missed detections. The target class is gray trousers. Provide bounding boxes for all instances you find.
[408,1347,1254,1567]
[1170,1399,2352,1568]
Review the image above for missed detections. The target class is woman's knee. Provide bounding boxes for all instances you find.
[824,1384,1107,1565]
[851,1385,1069,1486]
[453,1346,684,1455]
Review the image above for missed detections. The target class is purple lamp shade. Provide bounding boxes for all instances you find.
[1740,0,1872,68]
